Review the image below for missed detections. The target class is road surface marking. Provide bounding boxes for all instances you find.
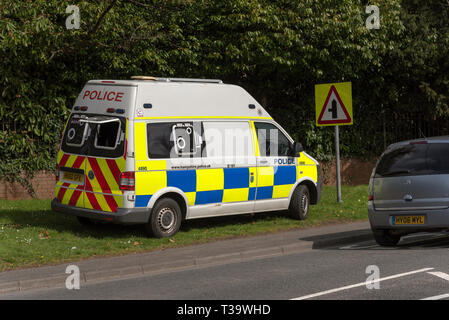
[427,271,449,282]
[291,267,434,300]
[339,244,379,250]
[421,293,449,300]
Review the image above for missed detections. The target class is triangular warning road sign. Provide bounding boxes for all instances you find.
[317,85,352,125]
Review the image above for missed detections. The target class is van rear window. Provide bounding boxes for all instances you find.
[61,114,125,158]
[95,120,121,150]
[65,115,88,147]
[375,143,449,177]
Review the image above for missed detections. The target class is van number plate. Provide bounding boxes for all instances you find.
[62,172,84,184]
[393,216,425,225]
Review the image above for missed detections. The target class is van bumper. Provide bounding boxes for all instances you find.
[51,198,149,224]
[368,201,449,232]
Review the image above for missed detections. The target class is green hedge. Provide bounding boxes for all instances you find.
[1,0,448,195]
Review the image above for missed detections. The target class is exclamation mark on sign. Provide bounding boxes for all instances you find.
[329,99,338,119]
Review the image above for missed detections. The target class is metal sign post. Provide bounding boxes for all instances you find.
[334,125,342,202]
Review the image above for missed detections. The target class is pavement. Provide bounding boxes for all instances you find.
[0,220,372,295]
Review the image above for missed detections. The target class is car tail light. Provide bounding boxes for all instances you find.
[119,171,135,191]
[368,195,374,201]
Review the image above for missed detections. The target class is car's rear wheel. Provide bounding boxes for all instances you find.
[144,198,182,238]
[372,229,401,246]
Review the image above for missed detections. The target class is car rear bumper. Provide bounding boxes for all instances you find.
[51,198,149,224]
[368,201,449,231]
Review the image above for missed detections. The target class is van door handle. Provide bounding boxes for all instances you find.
[250,172,254,183]
[260,160,268,165]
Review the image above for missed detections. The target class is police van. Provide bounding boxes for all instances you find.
[52,77,322,237]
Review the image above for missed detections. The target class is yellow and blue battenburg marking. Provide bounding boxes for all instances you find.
[134,165,299,207]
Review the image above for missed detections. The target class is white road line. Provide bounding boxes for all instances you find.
[421,293,449,300]
[339,244,379,250]
[291,267,434,300]
[427,271,449,282]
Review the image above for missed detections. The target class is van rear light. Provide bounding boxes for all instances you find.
[107,108,115,113]
[119,171,135,191]
[368,195,374,201]
[80,106,88,111]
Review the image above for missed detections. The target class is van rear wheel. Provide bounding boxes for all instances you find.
[77,216,95,226]
[289,185,310,220]
[144,198,182,238]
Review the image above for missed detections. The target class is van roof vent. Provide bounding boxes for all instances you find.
[131,76,223,84]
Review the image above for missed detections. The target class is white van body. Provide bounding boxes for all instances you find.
[52,78,322,237]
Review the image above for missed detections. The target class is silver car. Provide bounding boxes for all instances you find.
[368,136,449,246]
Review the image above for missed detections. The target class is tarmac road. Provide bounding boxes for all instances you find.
[3,228,449,300]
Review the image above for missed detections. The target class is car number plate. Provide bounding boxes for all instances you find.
[62,171,84,183]
[393,215,425,225]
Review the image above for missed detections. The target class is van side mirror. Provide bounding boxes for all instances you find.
[293,142,304,157]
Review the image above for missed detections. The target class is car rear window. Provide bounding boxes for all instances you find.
[375,143,449,177]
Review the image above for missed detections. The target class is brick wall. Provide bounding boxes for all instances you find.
[320,158,376,186]
[0,171,56,200]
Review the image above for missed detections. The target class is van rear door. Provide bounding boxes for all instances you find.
[57,83,136,213]
[83,116,126,213]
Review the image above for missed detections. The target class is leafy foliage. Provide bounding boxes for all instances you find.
[0,0,448,194]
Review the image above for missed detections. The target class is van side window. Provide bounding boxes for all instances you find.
[254,122,291,157]
[147,122,204,159]
[202,121,254,159]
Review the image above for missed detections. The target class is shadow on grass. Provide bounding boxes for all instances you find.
[1,206,292,239]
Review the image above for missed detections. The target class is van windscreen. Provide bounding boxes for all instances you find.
[375,143,449,177]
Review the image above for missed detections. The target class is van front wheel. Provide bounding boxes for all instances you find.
[289,185,310,220]
[145,198,182,238]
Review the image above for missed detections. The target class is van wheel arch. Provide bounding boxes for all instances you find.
[149,192,188,221]
[294,180,318,205]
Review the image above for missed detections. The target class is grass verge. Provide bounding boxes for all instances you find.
[0,185,368,271]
